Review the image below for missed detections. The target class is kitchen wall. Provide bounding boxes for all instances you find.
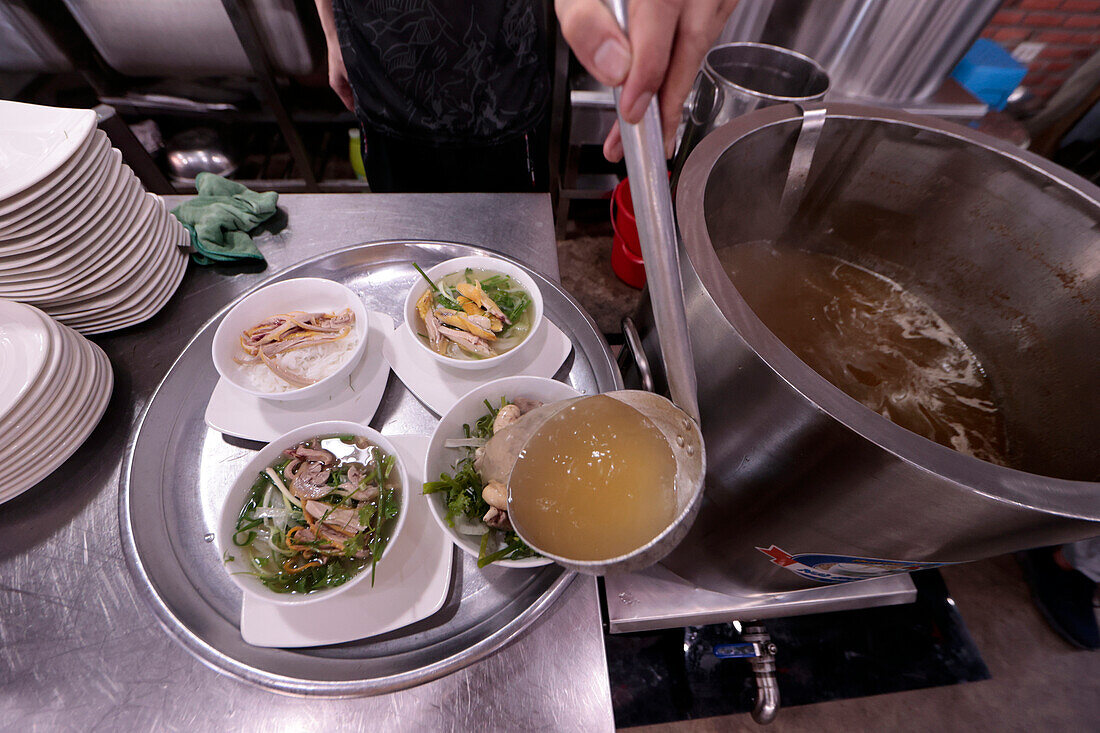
[981,0,1100,99]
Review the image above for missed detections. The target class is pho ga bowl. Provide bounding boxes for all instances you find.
[216,420,408,606]
[422,376,579,569]
[403,255,544,371]
[212,277,369,401]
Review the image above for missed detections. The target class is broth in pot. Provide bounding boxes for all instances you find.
[719,242,1010,466]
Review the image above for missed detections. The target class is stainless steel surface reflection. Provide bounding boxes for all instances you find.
[62,0,312,76]
[720,0,1001,103]
[0,194,616,731]
[662,105,1100,595]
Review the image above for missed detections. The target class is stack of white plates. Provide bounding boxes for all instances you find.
[0,299,113,505]
[0,101,189,334]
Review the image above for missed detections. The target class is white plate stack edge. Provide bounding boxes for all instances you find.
[0,100,189,334]
[0,299,114,505]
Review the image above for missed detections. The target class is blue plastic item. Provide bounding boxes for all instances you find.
[951,38,1028,111]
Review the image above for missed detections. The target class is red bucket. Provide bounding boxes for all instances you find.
[611,230,646,289]
[610,177,642,257]
[610,177,645,289]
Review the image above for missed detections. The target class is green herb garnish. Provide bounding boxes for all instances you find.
[423,396,541,566]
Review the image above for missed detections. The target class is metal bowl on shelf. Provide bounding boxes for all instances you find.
[166,127,237,182]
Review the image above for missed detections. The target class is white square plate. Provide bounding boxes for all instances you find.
[0,101,97,200]
[205,312,393,442]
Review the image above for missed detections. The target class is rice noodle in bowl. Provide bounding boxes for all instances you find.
[234,309,359,393]
[212,278,369,401]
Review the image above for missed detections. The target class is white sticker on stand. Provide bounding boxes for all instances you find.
[204,312,394,443]
[239,434,453,648]
[383,318,574,415]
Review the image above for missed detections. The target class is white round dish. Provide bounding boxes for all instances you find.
[212,278,369,402]
[0,329,100,460]
[237,434,453,648]
[423,375,582,568]
[0,300,51,419]
[402,255,544,371]
[383,318,574,416]
[0,308,68,437]
[215,420,409,606]
[0,335,112,504]
[0,102,97,201]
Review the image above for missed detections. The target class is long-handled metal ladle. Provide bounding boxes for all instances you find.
[604,0,699,423]
[603,1,780,723]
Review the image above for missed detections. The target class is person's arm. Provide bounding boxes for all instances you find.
[314,0,355,111]
[555,0,737,161]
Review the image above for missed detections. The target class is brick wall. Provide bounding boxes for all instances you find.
[981,0,1099,99]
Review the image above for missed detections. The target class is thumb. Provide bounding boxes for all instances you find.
[555,0,632,87]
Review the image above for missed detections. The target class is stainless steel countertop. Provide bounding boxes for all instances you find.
[0,193,615,731]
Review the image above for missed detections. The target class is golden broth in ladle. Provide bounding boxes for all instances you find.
[508,394,678,561]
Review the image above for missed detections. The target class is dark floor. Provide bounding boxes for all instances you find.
[557,219,643,335]
[555,226,1100,732]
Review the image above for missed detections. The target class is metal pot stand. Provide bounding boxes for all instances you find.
[119,240,621,695]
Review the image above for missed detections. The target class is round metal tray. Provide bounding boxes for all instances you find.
[120,241,621,695]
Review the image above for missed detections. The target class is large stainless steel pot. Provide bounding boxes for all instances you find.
[649,103,1100,595]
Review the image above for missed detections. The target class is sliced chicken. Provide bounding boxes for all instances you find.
[492,404,522,434]
[481,480,508,511]
[439,326,493,357]
[305,500,367,536]
[483,506,512,530]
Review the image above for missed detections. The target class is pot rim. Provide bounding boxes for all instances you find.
[675,102,1100,520]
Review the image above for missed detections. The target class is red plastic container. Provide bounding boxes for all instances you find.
[610,177,646,289]
[611,230,646,289]
[610,177,642,257]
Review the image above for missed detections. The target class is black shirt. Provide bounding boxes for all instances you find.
[332,0,550,146]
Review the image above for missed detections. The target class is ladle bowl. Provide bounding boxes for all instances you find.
[479,390,706,575]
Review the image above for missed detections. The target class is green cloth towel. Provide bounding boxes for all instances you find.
[171,172,278,265]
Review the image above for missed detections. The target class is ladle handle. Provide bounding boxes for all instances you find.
[605,0,700,423]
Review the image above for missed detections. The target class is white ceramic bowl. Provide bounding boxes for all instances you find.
[424,375,581,568]
[216,420,409,606]
[402,255,544,371]
[212,277,369,401]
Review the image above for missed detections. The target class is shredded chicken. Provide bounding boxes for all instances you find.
[436,307,497,340]
[416,272,526,360]
[235,308,355,385]
[456,281,509,324]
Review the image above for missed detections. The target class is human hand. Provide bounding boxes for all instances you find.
[328,47,355,112]
[555,0,737,161]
